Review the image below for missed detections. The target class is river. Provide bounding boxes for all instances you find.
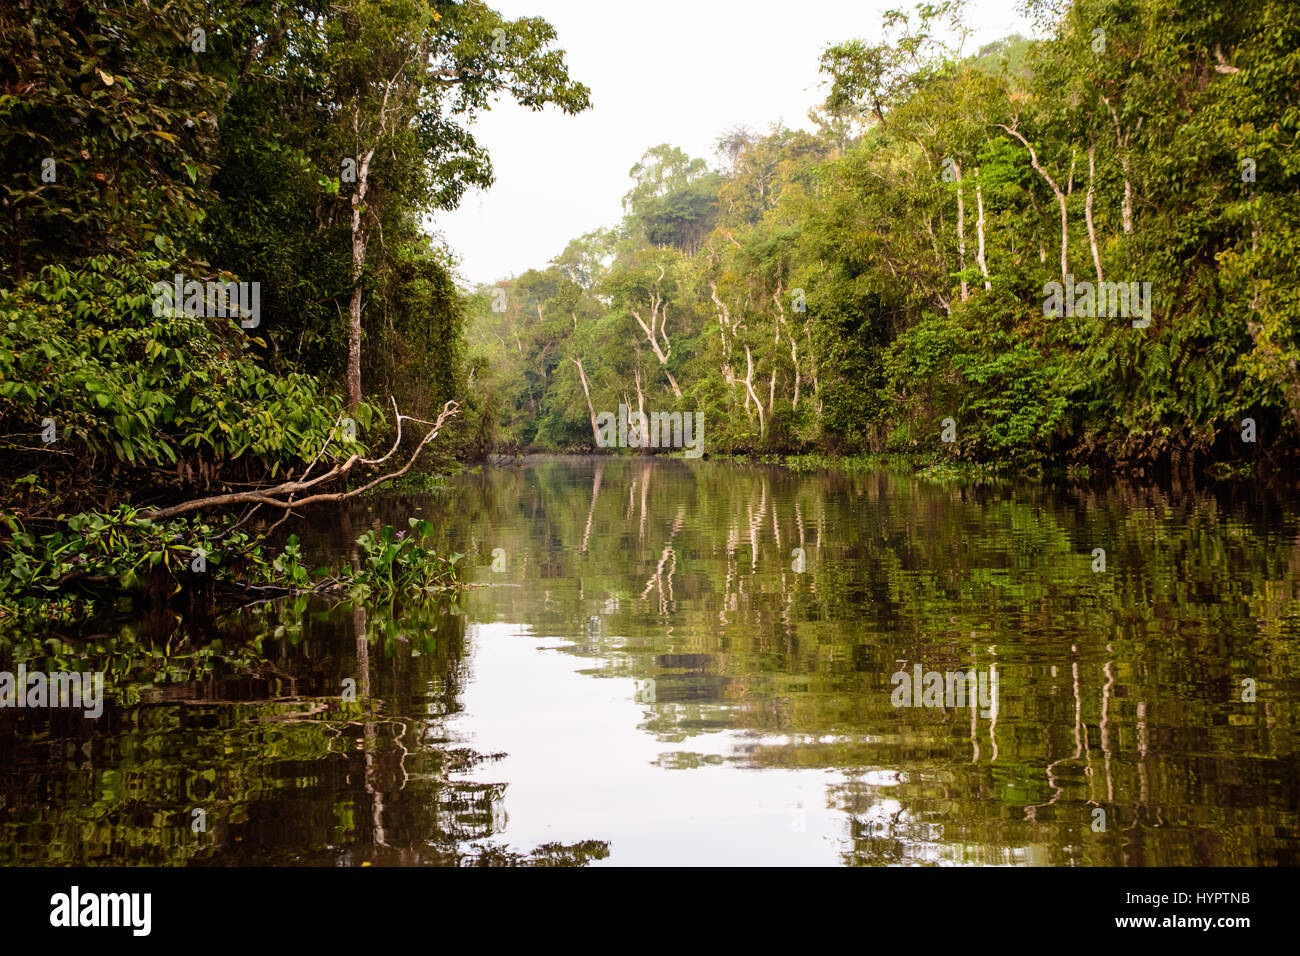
[2,456,1298,865]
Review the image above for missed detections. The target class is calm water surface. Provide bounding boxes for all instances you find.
[3,457,1299,865]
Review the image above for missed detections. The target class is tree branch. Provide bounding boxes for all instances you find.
[142,401,460,521]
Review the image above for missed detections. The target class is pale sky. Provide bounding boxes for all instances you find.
[431,0,1036,287]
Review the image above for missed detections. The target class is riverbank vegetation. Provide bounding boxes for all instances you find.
[468,0,1299,477]
[0,0,588,618]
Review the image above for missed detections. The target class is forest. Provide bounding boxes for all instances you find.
[1,0,1298,615]
[0,0,588,617]
[469,0,1299,477]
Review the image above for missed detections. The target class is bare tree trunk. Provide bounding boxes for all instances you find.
[634,365,645,432]
[741,345,766,438]
[710,281,732,360]
[771,283,800,409]
[629,265,681,399]
[346,289,364,411]
[1001,124,1069,282]
[1053,187,1070,281]
[571,356,599,444]
[790,336,800,411]
[347,146,376,411]
[1086,142,1103,287]
[975,166,991,292]
[955,161,968,302]
[712,280,752,417]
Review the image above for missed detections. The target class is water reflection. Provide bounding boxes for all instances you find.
[3,457,1299,865]
[0,592,605,866]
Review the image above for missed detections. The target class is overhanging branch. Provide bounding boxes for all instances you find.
[143,401,460,521]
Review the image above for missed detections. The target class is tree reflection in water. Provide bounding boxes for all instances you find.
[4,458,1299,866]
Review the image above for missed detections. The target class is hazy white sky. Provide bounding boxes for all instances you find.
[432,0,1035,287]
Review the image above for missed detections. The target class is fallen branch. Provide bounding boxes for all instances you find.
[143,400,460,521]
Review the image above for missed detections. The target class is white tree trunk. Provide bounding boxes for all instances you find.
[790,336,800,410]
[1001,124,1069,282]
[635,365,645,427]
[347,146,376,411]
[1086,142,1103,286]
[975,166,991,292]
[571,356,599,444]
[629,265,681,399]
[742,345,766,438]
[956,161,968,302]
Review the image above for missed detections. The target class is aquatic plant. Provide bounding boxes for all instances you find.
[0,509,463,627]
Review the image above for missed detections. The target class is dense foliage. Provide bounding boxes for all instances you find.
[468,0,1300,473]
[0,0,589,612]
[0,256,353,483]
[1,0,589,508]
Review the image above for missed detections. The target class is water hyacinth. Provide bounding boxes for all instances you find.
[350,519,463,597]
